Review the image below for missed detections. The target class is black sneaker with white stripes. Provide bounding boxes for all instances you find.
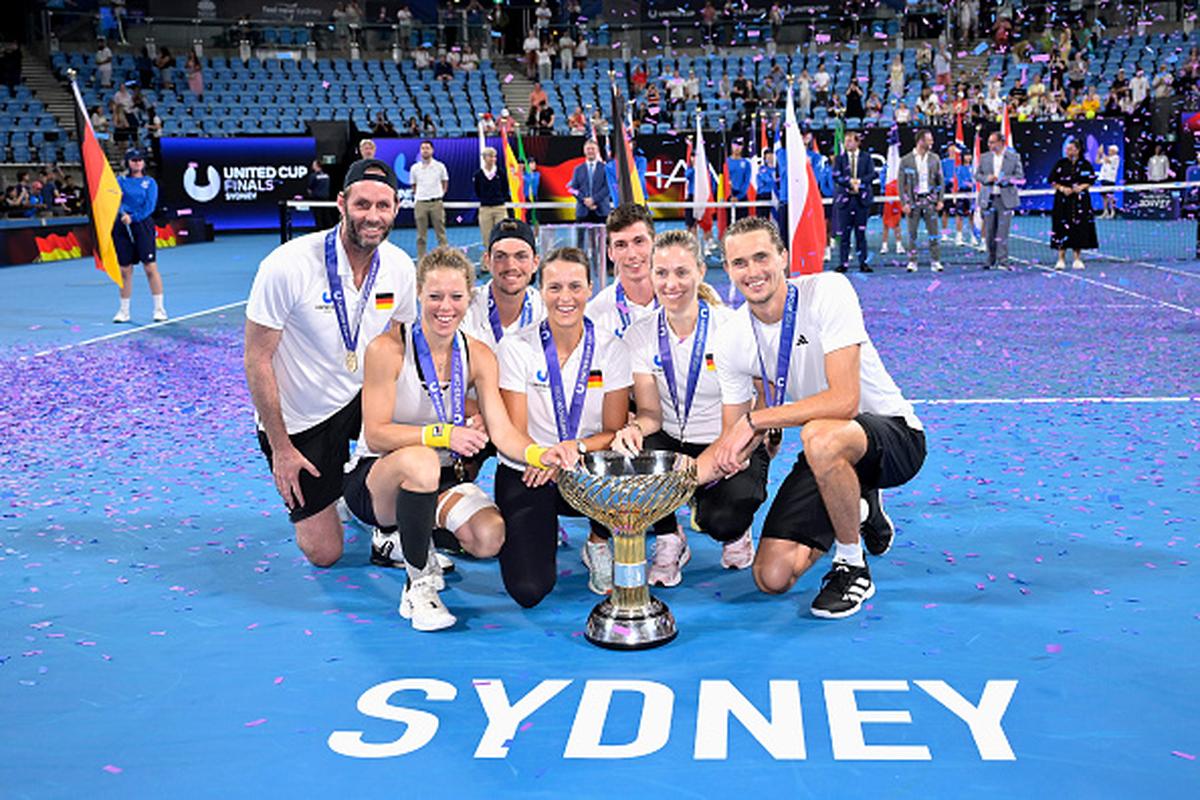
[810,561,876,619]
[860,489,895,556]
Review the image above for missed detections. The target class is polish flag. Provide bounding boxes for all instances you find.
[882,123,902,229]
[784,82,825,275]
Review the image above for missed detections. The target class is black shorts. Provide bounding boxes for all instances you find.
[257,394,362,523]
[342,455,465,528]
[113,216,157,266]
[760,413,926,552]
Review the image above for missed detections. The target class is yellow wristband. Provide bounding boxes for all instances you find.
[524,444,550,470]
[421,423,454,448]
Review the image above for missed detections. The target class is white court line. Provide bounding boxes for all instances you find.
[1010,257,1200,317]
[24,300,248,360]
[1009,231,1200,281]
[913,396,1198,406]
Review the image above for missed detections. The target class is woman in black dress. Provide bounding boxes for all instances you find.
[1049,137,1098,270]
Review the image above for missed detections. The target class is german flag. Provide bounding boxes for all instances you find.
[35,231,83,262]
[609,81,646,206]
[500,117,526,222]
[375,292,395,311]
[587,369,603,389]
[70,77,122,288]
[705,353,716,372]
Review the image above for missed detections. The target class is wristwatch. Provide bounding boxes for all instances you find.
[576,439,588,456]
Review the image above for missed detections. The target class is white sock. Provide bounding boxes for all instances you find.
[152,294,165,312]
[833,540,865,567]
[119,298,131,314]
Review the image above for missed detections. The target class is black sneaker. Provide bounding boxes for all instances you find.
[811,561,875,619]
[860,489,895,556]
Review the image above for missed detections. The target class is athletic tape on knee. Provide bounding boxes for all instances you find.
[438,483,497,534]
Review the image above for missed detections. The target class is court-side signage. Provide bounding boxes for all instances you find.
[327,678,1017,761]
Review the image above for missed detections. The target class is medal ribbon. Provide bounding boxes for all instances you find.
[487,287,534,343]
[751,282,798,408]
[541,318,595,442]
[656,300,709,437]
[324,226,381,361]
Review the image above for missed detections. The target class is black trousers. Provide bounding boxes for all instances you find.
[838,201,870,268]
[494,464,609,609]
[643,430,770,540]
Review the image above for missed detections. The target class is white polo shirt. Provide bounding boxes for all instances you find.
[246,228,417,434]
[461,283,546,350]
[496,324,632,470]
[714,274,921,430]
[624,304,732,444]
[409,158,448,201]
[586,279,658,339]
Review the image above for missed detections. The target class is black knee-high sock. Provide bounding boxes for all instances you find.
[395,488,437,571]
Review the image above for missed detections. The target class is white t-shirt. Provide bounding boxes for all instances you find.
[714,274,921,430]
[461,283,547,350]
[624,304,732,444]
[1098,155,1119,182]
[496,324,632,470]
[915,151,931,194]
[587,280,658,339]
[246,228,417,434]
[410,158,448,201]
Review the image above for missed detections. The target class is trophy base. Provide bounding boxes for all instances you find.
[584,596,677,650]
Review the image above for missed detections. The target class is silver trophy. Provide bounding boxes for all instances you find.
[557,451,698,649]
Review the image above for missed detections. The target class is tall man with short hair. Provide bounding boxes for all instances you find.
[712,217,925,619]
[975,131,1024,269]
[410,139,449,258]
[567,138,611,223]
[898,129,945,272]
[832,131,874,273]
[463,217,546,349]
[244,159,418,567]
[586,203,657,339]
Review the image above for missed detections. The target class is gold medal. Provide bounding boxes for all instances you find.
[345,351,358,373]
[454,459,467,483]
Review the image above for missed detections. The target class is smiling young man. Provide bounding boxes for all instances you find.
[244,159,417,568]
[586,203,658,339]
[711,217,926,619]
[462,218,546,349]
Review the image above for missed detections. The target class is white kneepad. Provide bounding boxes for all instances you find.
[437,483,497,534]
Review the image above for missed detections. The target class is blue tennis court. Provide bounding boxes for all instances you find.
[2,227,1198,798]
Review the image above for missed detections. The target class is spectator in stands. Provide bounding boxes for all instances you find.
[1110,68,1129,98]
[685,69,700,102]
[559,31,575,76]
[1081,87,1101,118]
[1130,68,1150,107]
[535,0,551,34]
[405,116,421,136]
[934,45,951,90]
[1096,145,1120,219]
[60,173,83,215]
[1147,144,1174,182]
[144,105,163,144]
[889,54,905,100]
[434,53,454,82]
[631,62,648,95]
[413,44,431,72]
[644,83,663,122]
[1153,64,1174,98]
[112,82,134,115]
[717,73,731,100]
[813,61,831,107]
[537,44,553,82]
[589,107,608,137]
[154,47,174,90]
[422,113,437,136]
[916,86,942,123]
[865,90,883,118]
[827,91,846,119]
[90,105,110,134]
[845,79,865,119]
[95,39,114,88]
[701,1,718,47]
[473,146,507,245]
[358,138,377,160]
[539,102,556,134]
[186,51,204,100]
[135,46,154,89]
[796,68,812,117]
[915,43,933,80]
[370,111,396,136]
[110,102,133,144]
[667,69,686,109]
[4,185,28,217]
[1049,137,1097,271]
[461,46,480,72]
[1068,54,1089,98]
[958,0,979,44]
[895,102,912,124]
[529,81,548,111]
[397,5,414,47]
[36,168,62,216]
[522,30,540,79]
[445,47,462,71]
[568,106,586,135]
[984,79,1004,119]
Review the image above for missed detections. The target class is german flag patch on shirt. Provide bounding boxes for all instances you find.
[705,353,716,371]
[587,369,604,389]
[375,292,395,311]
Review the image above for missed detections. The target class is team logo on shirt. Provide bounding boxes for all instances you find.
[587,369,604,389]
[375,292,395,311]
[652,354,663,369]
[796,334,809,346]
[705,353,716,371]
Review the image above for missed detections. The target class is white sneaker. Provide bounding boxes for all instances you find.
[433,550,455,573]
[648,532,690,587]
[1054,258,1066,270]
[399,574,456,631]
[370,528,447,588]
[931,261,944,272]
[581,539,613,595]
[880,242,890,254]
[954,232,963,245]
[112,308,130,323]
[896,241,906,254]
[976,240,987,252]
[720,527,755,570]
[906,262,917,273]
[1072,258,1085,270]
[152,308,168,322]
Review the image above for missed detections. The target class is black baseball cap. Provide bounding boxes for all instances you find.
[488,217,537,253]
[343,158,398,191]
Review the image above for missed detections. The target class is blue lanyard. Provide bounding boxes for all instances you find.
[324,226,380,355]
[614,282,657,335]
[486,287,533,343]
[656,300,709,436]
[411,321,466,427]
[752,283,798,408]
[541,318,595,442]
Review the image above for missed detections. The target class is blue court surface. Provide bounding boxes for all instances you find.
[2,225,1198,799]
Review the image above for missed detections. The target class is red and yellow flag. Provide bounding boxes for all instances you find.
[70,79,122,287]
[500,117,526,222]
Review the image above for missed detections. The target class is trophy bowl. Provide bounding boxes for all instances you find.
[557,450,698,650]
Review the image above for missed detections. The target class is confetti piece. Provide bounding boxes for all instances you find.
[273,677,284,685]
[1172,751,1197,760]
[973,43,989,55]
[102,765,122,774]
[1045,644,1062,654]
[244,718,267,728]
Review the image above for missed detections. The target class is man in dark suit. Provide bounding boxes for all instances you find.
[833,131,875,272]
[567,138,611,222]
